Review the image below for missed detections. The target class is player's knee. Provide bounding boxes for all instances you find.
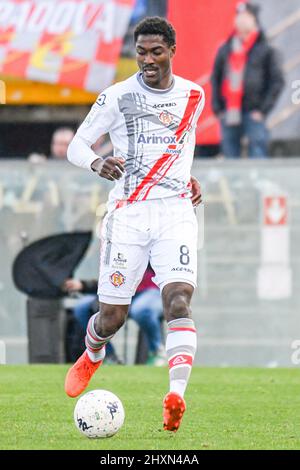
[95,304,128,336]
[162,283,193,322]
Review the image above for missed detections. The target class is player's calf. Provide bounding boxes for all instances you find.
[93,304,128,338]
[86,305,128,362]
[162,284,197,399]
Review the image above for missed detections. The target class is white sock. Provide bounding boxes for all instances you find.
[85,313,113,363]
[165,318,197,398]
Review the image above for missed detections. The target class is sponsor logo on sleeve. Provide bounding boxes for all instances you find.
[96,94,106,107]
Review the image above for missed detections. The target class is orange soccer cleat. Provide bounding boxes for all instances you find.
[65,351,102,398]
[163,391,186,432]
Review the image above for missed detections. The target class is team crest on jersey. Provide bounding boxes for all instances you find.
[110,271,126,287]
[158,110,173,126]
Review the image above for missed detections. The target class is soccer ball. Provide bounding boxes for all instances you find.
[74,390,125,438]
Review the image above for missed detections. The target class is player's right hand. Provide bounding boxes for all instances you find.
[91,157,125,181]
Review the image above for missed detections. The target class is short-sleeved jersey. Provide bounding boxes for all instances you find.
[76,72,205,208]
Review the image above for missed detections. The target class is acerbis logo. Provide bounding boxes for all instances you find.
[137,133,176,145]
[171,267,194,274]
[153,102,176,108]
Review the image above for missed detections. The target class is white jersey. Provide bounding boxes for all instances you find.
[68,72,205,210]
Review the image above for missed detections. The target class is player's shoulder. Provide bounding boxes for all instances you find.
[96,74,137,104]
[174,75,204,96]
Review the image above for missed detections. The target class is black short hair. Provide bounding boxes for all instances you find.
[134,16,176,48]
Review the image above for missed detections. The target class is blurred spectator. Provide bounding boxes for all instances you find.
[28,127,112,163]
[211,2,284,158]
[28,127,75,162]
[50,127,75,160]
[63,265,166,366]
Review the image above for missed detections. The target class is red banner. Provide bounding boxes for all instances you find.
[168,0,239,145]
[0,0,134,92]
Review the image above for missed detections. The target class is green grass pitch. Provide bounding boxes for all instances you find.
[0,365,299,450]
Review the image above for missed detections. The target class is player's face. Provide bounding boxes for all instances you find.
[135,34,176,89]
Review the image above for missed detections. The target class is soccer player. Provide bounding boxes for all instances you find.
[65,16,205,432]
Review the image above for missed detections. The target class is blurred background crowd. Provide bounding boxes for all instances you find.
[1,0,299,160]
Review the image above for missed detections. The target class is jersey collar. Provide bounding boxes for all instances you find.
[136,72,175,94]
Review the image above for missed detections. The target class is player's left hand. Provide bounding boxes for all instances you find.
[91,157,125,181]
[190,175,202,207]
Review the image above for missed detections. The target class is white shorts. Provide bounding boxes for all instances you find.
[98,196,198,305]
